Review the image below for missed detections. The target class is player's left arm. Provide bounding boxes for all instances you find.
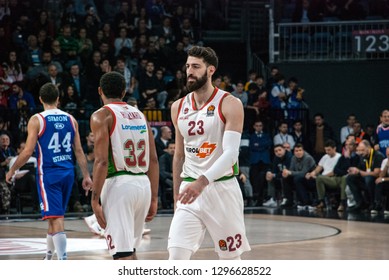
[71,116,93,192]
[179,95,244,204]
[145,122,159,222]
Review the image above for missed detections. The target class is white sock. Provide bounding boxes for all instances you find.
[44,234,55,260]
[52,232,67,260]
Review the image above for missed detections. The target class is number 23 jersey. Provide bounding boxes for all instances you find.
[177,88,238,179]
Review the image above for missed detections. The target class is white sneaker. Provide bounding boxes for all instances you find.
[307,205,317,211]
[384,210,389,215]
[297,205,307,210]
[263,197,277,208]
[280,198,288,206]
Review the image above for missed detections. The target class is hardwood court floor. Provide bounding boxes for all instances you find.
[1,208,388,260]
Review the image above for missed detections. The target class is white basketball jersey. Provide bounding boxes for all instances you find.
[177,88,238,179]
[104,102,150,176]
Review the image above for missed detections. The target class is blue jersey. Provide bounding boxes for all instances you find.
[376,124,389,157]
[35,109,76,171]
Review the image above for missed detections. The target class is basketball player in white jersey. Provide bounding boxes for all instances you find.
[168,46,251,260]
[90,72,159,260]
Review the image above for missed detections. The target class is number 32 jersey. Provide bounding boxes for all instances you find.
[36,109,76,170]
[104,102,150,176]
[177,88,238,179]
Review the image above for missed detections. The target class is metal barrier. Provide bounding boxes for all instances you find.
[273,20,389,62]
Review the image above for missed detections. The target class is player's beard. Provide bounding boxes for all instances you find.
[186,71,208,92]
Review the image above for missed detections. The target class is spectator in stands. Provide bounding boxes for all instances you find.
[372,146,389,214]
[143,96,162,121]
[270,73,288,119]
[316,137,359,212]
[0,80,11,114]
[309,113,335,163]
[114,27,133,57]
[20,34,42,72]
[82,130,95,154]
[56,24,79,69]
[138,60,167,109]
[285,76,307,111]
[375,109,389,158]
[37,29,53,52]
[249,120,273,207]
[266,66,279,93]
[84,50,103,107]
[292,0,323,23]
[143,40,164,70]
[244,69,258,92]
[34,9,55,39]
[155,16,176,46]
[64,63,87,103]
[220,73,236,92]
[340,113,357,145]
[231,81,248,107]
[305,139,341,210]
[60,84,80,111]
[166,68,188,103]
[282,143,317,209]
[265,144,293,208]
[2,50,23,83]
[46,63,64,89]
[155,125,173,159]
[352,120,369,144]
[347,140,384,211]
[291,119,311,153]
[159,141,175,209]
[50,39,67,68]
[113,0,133,34]
[134,7,153,30]
[113,56,135,98]
[239,137,254,206]
[364,124,377,147]
[76,26,94,68]
[0,133,16,180]
[168,41,187,75]
[25,50,63,82]
[273,121,296,150]
[178,17,201,46]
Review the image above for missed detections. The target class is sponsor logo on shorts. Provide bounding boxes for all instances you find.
[186,142,217,158]
[219,239,227,251]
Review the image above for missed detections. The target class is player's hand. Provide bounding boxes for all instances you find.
[92,202,106,229]
[145,198,158,222]
[82,176,93,196]
[178,176,208,204]
[5,169,15,184]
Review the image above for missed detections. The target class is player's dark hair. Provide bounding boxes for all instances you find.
[187,46,218,69]
[99,72,126,99]
[39,83,59,104]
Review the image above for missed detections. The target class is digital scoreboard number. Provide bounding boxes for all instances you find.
[352,29,389,53]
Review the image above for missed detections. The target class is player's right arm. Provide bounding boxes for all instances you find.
[171,99,184,206]
[90,107,111,229]
[5,115,39,184]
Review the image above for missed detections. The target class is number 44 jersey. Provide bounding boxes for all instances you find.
[36,109,76,170]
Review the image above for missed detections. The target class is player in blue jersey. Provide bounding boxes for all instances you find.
[6,83,93,260]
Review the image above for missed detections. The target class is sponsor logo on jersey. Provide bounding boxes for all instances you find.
[206,105,215,117]
[121,124,147,133]
[184,107,189,114]
[219,239,227,251]
[186,142,217,158]
[54,123,65,129]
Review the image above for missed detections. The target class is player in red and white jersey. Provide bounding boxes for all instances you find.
[90,72,159,260]
[168,46,251,260]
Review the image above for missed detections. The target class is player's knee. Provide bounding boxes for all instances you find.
[168,247,193,260]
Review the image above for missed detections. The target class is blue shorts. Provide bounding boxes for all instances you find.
[36,168,74,220]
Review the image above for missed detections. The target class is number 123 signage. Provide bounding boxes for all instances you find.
[352,29,389,53]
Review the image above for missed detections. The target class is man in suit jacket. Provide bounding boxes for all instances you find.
[155,125,172,158]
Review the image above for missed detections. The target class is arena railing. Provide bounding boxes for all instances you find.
[271,19,389,62]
